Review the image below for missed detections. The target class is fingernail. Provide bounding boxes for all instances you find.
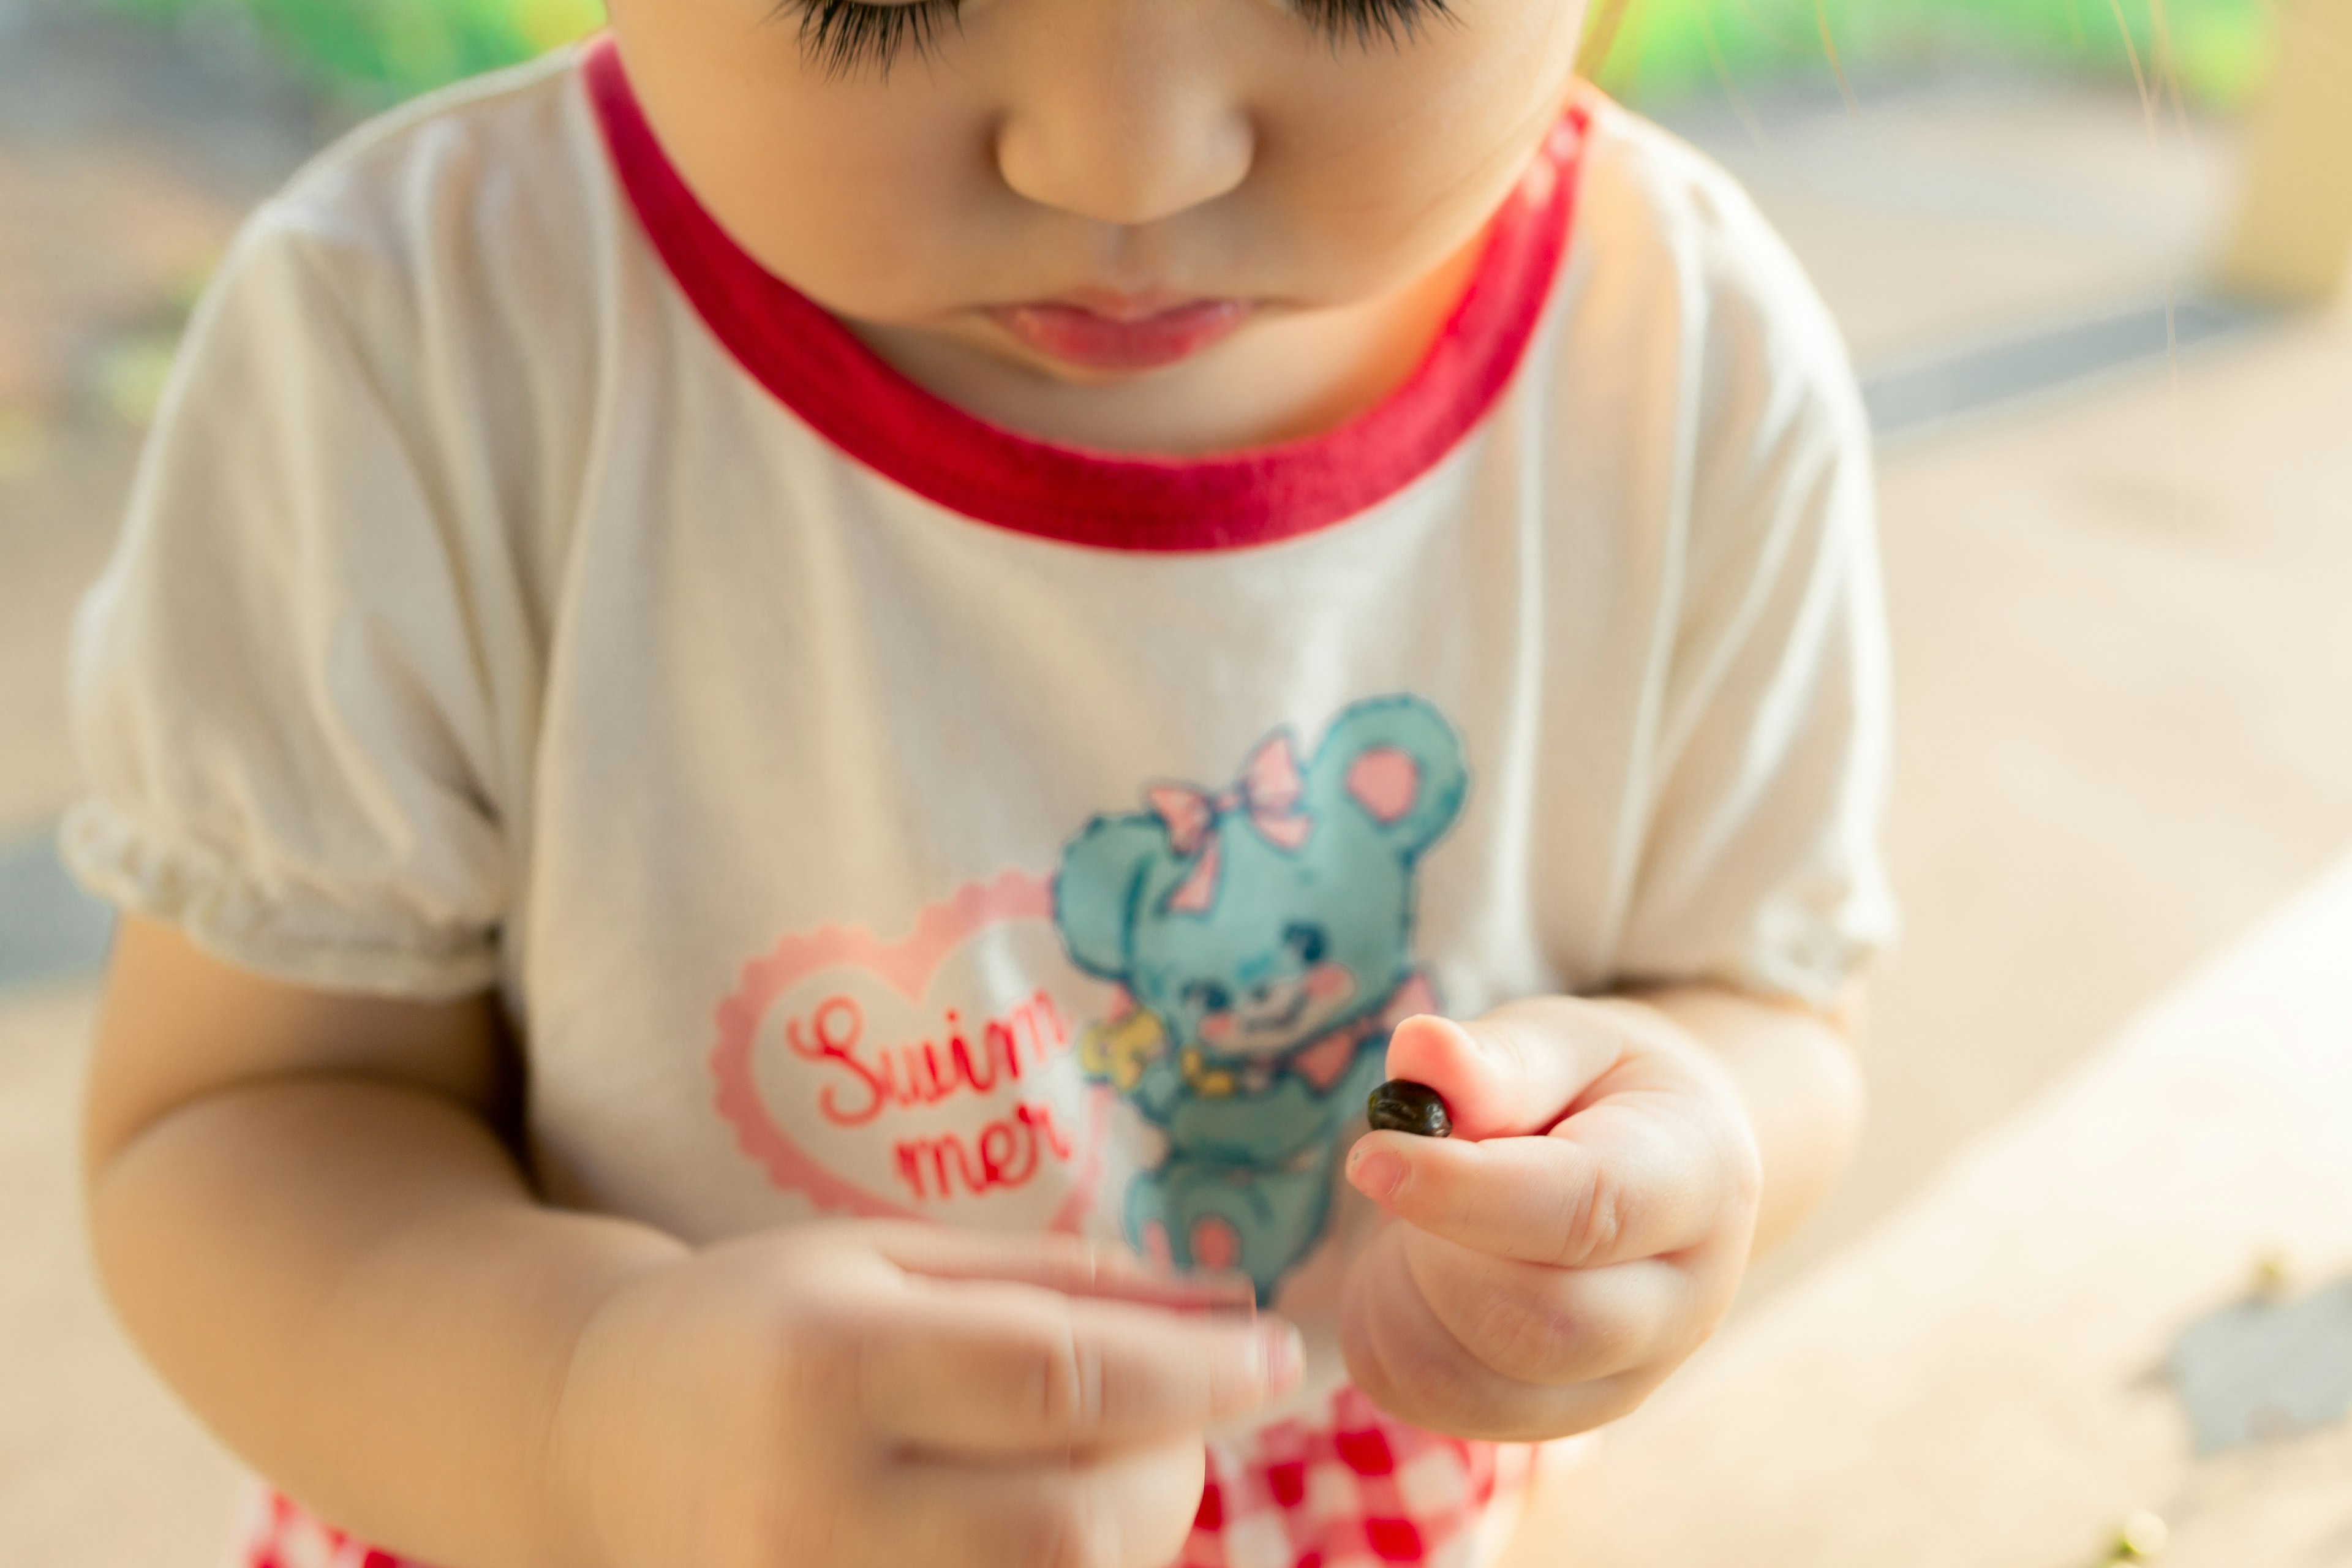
[1259,1322,1303,1393]
[1349,1148,1408,1202]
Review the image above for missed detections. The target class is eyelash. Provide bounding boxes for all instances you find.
[776,0,1454,80]
[782,0,964,79]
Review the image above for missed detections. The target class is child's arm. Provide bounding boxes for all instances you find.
[83,914,687,1567]
[1333,986,1859,1440]
[85,915,1298,1568]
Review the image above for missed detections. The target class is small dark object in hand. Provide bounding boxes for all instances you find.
[1366,1079,1452,1137]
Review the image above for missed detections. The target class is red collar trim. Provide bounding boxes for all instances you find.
[582,36,1586,554]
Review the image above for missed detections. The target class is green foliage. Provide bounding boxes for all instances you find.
[102,0,604,102]
[1588,0,2272,105]
[101,0,2270,108]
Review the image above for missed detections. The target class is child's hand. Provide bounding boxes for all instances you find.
[546,1223,1299,1568]
[1339,997,1763,1441]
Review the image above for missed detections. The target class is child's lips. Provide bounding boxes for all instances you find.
[985,296,1254,372]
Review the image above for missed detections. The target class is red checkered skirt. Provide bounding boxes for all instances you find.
[232,1387,1543,1568]
[1180,1386,1539,1568]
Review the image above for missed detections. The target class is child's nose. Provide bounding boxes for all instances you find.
[992,4,1254,227]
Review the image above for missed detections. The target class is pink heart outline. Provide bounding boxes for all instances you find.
[710,869,1107,1231]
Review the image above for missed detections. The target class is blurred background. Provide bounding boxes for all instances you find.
[1,0,2348,1562]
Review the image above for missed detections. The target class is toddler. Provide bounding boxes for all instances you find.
[66,0,1896,1563]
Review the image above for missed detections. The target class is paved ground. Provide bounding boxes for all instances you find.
[2,6,2350,1564]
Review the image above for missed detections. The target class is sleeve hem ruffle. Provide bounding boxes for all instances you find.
[1613,895,1902,1013]
[58,797,502,1003]
[1716,895,1901,1012]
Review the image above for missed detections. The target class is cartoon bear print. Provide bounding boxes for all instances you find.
[1053,694,1468,1305]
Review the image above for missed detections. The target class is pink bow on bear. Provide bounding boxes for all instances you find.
[1147,733,1314,914]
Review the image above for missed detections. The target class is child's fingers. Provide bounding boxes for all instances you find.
[1339,1238,1654,1442]
[1381,1003,1624,1140]
[1396,1229,1698,1388]
[1344,1102,1727,1268]
[855,1284,1302,1456]
[880,1436,1206,1568]
[874,1223,1258,1310]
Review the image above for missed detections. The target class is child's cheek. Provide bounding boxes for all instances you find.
[1198,1011,1238,1047]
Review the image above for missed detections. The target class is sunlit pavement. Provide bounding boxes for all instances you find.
[3,6,2350,1564]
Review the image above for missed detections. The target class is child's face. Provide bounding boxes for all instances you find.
[606,0,1586,395]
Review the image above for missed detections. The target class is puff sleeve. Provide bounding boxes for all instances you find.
[1611,227,1900,1009]
[61,206,521,999]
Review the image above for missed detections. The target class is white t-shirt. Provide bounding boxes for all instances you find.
[65,34,1895,1550]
